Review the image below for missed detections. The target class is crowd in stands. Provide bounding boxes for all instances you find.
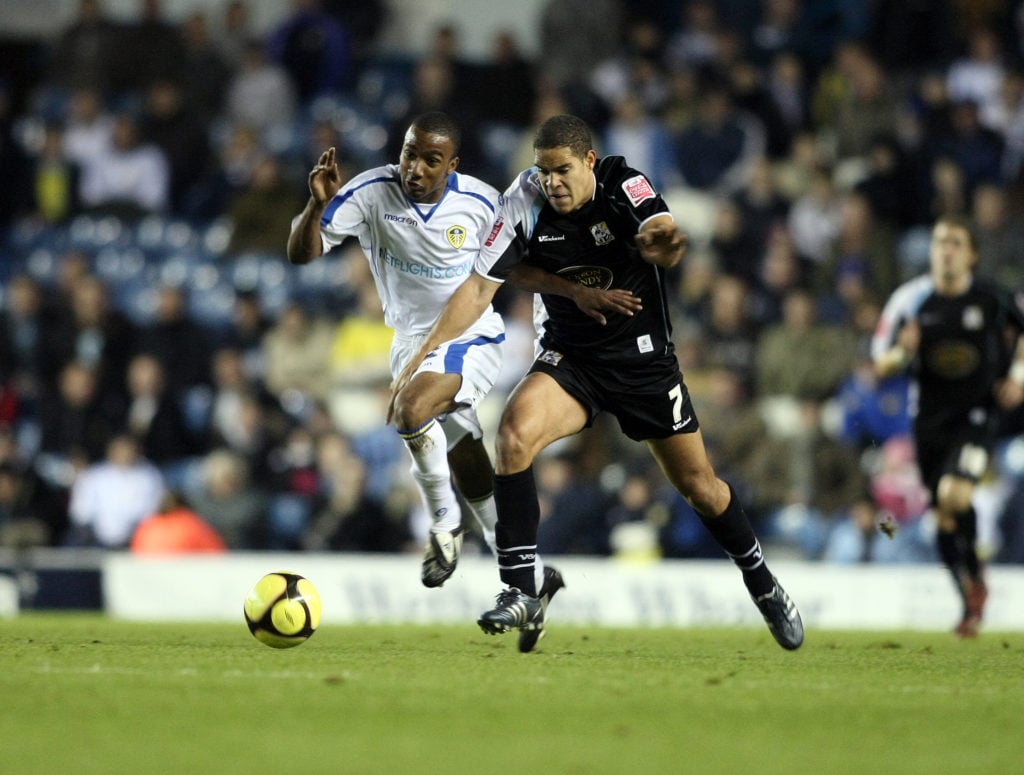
[3,0,1024,564]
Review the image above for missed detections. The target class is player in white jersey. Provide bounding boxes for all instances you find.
[287,112,505,588]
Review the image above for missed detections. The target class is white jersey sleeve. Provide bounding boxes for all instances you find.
[871,275,933,362]
[475,168,546,283]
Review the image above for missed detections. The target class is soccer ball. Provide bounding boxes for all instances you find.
[244,571,322,649]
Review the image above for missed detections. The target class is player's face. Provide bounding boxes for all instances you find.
[929,221,976,288]
[534,147,597,213]
[399,127,458,204]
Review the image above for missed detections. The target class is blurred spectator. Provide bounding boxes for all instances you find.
[225,39,299,136]
[766,51,809,141]
[756,286,858,401]
[749,400,873,559]
[36,360,118,477]
[130,490,226,554]
[137,285,214,399]
[124,352,196,465]
[215,0,253,69]
[190,447,268,549]
[65,432,165,547]
[262,302,335,407]
[602,93,679,191]
[45,274,138,404]
[0,273,59,408]
[78,112,170,217]
[537,442,615,556]
[178,11,232,127]
[267,0,352,102]
[264,424,319,550]
[929,98,1006,195]
[590,18,668,114]
[674,83,763,195]
[0,459,51,548]
[110,0,186,95]
[972,182,1024,290]
[733,155,790,248]
[140,79,211,214]
[700,273,759,392]
[709,198,763,285]
[816,191,899,315]
[44,0,120,93]
[831,49,903,160]
[61,87,114,167]
[946,25,1006,126]
[0,85,32,227]
[664,0,721,72]
[853,133,919,231]
[225,155,305,255]
[205,347,277,469]
[301,430,408,552]
[538,0,623,90]
[30,124,78,224]
[787,164,842,265]
[219,291,271,381]
[472,30,537,128]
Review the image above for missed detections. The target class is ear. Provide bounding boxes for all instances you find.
[585,149,597,169]
[448,155,460,173]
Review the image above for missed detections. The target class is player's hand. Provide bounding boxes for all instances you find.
[572,286,642,325]
[995,377,1024,410]
[897,320,920,354]
[387,361,418,425]
[635,223,686,267]
[309,147,343,206]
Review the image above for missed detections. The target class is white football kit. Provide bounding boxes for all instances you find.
[319,164,504,443]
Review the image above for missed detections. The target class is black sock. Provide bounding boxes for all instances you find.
[937,529,968,598]
[698,484,774,598]
[957,507,981,580]
[494,466,540,596]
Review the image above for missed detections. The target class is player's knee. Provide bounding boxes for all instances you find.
[937,475,973,513]
[393,389,433,432]
[675,470,725,515]
[494,419,539,473]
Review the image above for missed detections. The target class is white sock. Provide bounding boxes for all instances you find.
[465,494,498,556]
[534,557,546,594]
[399,419,462,533]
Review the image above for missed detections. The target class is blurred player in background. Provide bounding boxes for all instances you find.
[392,114,804,652]
[873,214,1024,637]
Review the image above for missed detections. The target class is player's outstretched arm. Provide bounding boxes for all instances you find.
[386,272,502,423]
[996,333,1024,409]
[287,147,343,265]
[874,320,920,378]
[508,264,642,325]
[635,215,686,268]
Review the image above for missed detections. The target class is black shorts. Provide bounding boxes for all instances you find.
[528,347,700,441]
[914,415,995,495]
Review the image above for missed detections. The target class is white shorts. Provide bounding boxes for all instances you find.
[390,309,504,449]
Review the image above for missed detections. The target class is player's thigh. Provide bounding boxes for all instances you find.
[646,430,729,514]
[496,372,589,471]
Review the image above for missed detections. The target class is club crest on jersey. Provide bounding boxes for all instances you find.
[962,305,983,330]
[622,174,655,206]
[446,225,467,249]
[590,221,614,246]
[538,349,564,366]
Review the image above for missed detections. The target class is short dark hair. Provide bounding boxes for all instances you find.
[935,213,978,252]
[410,111,462,155]
[534,114,593,158]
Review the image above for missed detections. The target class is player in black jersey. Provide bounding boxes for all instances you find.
[391,114,803,651]
[873,214,1024,637]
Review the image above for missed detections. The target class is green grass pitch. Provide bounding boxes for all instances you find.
[1,615,1021,774]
